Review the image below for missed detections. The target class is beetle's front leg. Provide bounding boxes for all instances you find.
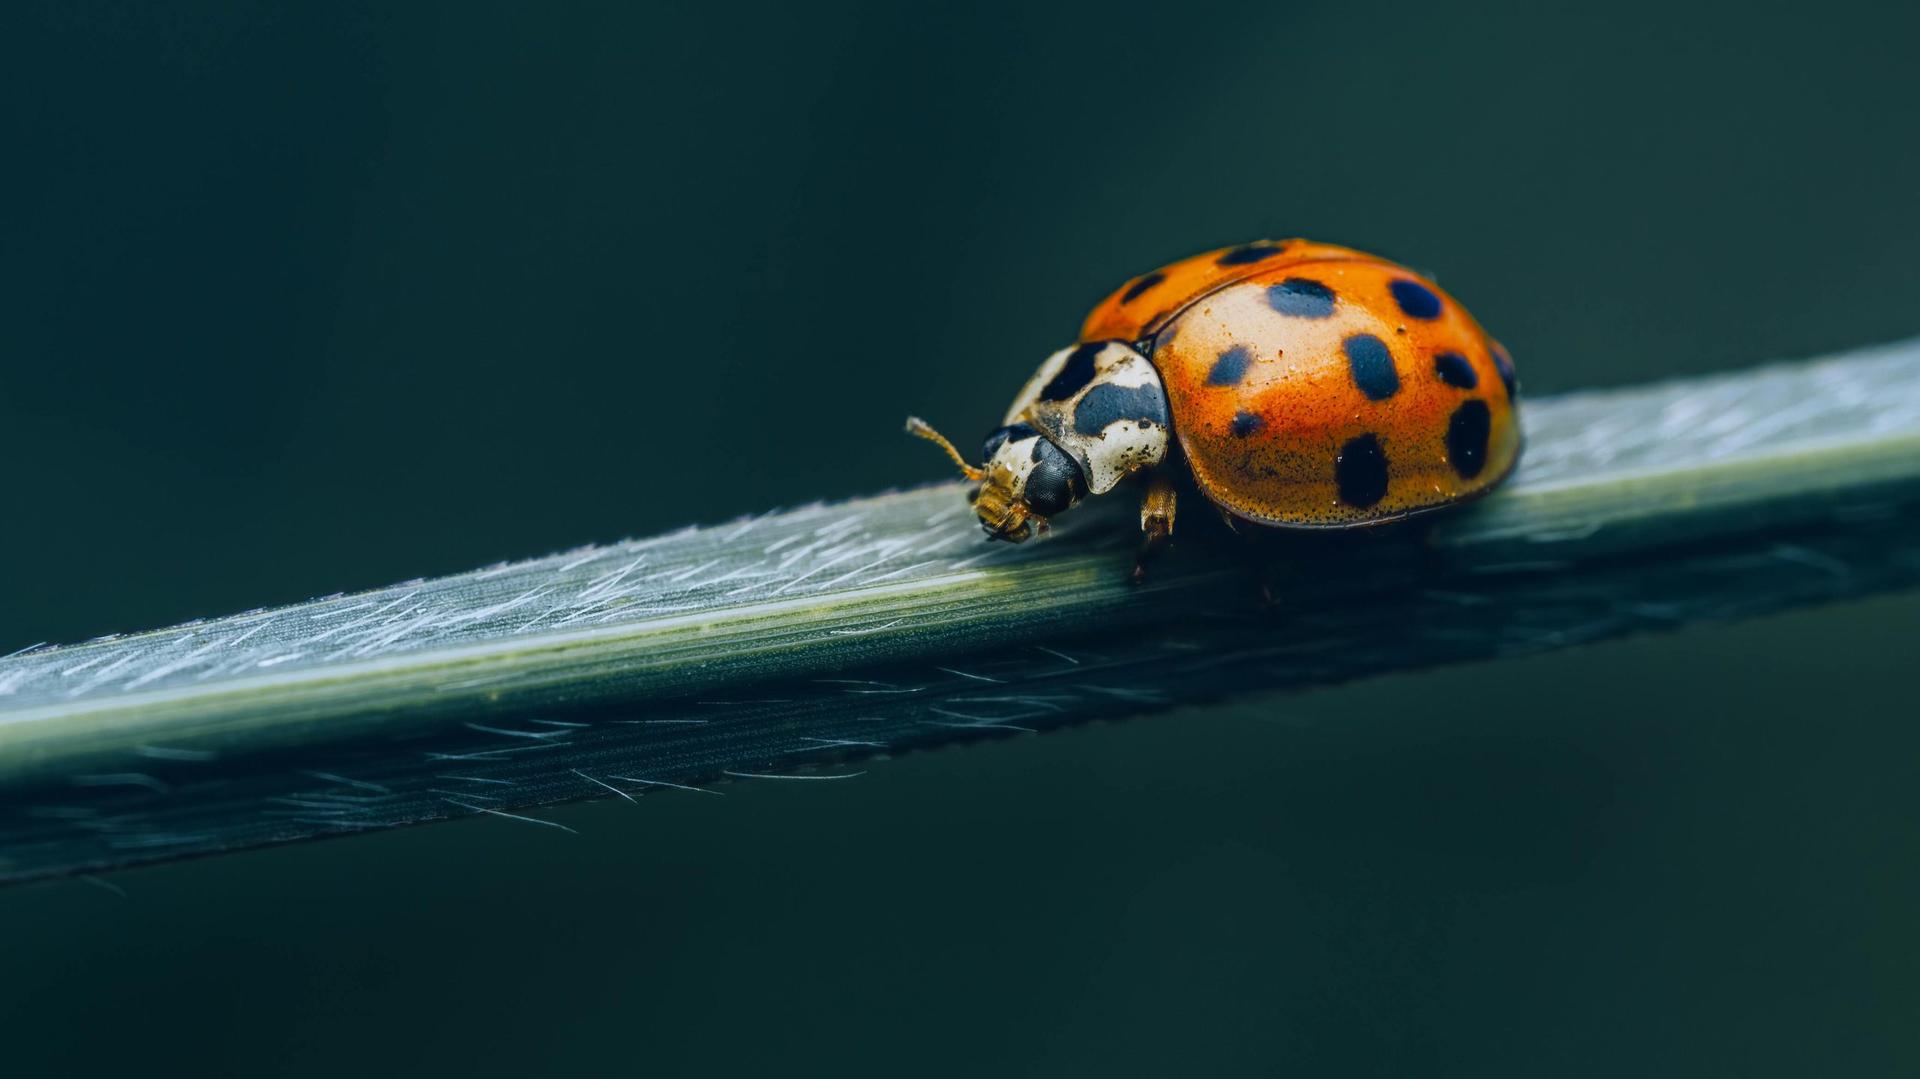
[1132,471,1178,583]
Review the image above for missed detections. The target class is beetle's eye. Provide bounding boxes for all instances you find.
[981,422,1038,462]
[1023,439,1086,516]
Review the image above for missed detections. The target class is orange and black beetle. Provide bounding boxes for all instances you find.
[910,239,1520,574]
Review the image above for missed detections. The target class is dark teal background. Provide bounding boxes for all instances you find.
[4,2,1918,1074]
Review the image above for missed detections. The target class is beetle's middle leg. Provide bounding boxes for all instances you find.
[1132,471,1178,583]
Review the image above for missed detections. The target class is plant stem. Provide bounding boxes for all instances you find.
[2,340,1918,883]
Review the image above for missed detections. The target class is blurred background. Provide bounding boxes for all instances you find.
[4,1,1918,1074]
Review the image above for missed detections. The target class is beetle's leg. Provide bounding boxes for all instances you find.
[1132,471,1178,583]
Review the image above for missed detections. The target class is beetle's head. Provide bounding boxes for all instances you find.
[905,417,1087,542]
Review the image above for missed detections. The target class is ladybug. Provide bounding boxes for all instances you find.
[908,239,1520,575]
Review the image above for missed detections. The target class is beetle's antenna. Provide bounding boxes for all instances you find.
[904,416,986,482]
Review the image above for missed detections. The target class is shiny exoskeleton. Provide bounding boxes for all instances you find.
[908,238,1520,574]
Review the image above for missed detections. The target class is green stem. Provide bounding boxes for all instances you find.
[2,340,1918,883]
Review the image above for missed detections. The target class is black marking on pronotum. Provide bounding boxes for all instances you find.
[1207,344,1253,386]
[1433,351,1477,389]
[1230,410,1265,437]
[1072,381,1169,437]
[1266,277,1336,318]
[1335,433,1389,508]
[1216,241,1287,266]
[981,422,1038,460]
[1446,399,1492,479]
[1389,279,1443,320]
[1121,272,1166,303]
[1039,343,1105,401]
[1343,334,1400,401]
[1491,341,1517,399]
[1023,439,1086,515]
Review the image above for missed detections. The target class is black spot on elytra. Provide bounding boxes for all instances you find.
[981,422,1037,460]
[1343,334,1400,401]
[1390,279,1443,320]
[1039,343,1104,401]
[1335,434,1389,508]
[1230,411,1265,437]
[1024,439,1085,515]
[1491,341,1517,399]
[1267,277,1336,318]
[1073,381,1169,437]
[1433,351,1477,389]
[1216,241,1287,266]
[1446,399,1492,479]
[1121,272,1166,304]
[1207,345,1252,386]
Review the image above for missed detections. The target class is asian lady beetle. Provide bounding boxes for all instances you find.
[907,239,1520,576]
